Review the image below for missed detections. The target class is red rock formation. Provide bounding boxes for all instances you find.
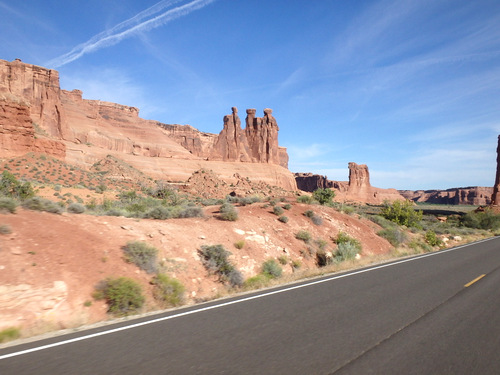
[400,187,492,206]
[210,107,252,162]
[0,59,67,139]
[245,108,280,165]
[0,95,65,158]
[0,59,296,191]
[295,163,405,204]
[491,135,500,208]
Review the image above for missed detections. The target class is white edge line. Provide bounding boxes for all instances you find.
[0,237,495,360]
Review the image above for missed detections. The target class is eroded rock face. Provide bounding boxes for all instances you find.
[245,108,280,165]
[295,173,335,192]
[348,162,371,189]
[0,59,66,138]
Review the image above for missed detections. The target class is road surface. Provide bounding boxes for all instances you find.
[1,237,499,374]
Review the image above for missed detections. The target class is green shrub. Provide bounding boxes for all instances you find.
[151,273,185,307]
[296,230,312,243]
[67,202,85,214]
[93,277,144,316]
[303,210,315,218]
[377,227,407,247]
[198,244,242,287]
[219,202,238,221]
[243,274,271,289]
[0,197,17,213]
[336,242,361,261]
[261,259,282,279]
[381,200,423,228]
[462,209,500,230]
[291,259,302,269]
[425,230,443,247]
[0,171,35,200]
[283,203,292,210]
[273,205,284,215]
[312,188,335,206]
[0,224,12,235]
[234,240,245,249]
[278,255,288,265]
[122,241,158,274]
[144,206,172,220]
[176,206,204,218]
[297,195,313,204]
[278,215,289,223]
[0,327,20,343]
[22,197,63,214]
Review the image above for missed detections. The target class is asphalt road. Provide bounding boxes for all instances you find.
[1,237,499,374]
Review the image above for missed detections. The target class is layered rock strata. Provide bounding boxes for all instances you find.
[400,187,492,206]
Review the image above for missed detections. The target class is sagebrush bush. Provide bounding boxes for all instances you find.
[462,209,500,230]
[0,224,12,235]
[198,244,242,286]
[303,210,315,218]
[219,202,238,221]
[273,205,284,215]
[144,206,172,220]
[283,203,292,210]
[151,273,185,307]
[297,195,313,204]
[67,202,85,214]
[22,197,63,214]
[296,230,312,243]
[311,215,323,226]
[176,206,204,218]
[93,277,145,316]
[0,197,17,213]
[262,259,282,278]
[278,215,289,223]
[122,241,158,274]
[277,255,288,265]
[377,227,407,247]
[336,242,361,261]
[425,230,443,247]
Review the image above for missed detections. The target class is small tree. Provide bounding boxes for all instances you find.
[312,188,335,206]
[381,200,423,228]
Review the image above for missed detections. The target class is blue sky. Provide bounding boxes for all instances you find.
[1,0,500,190]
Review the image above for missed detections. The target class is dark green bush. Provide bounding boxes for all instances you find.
[0,171,35,200]
[283,203,292,210]
[151,273,185,307]
[261,259,282,279]
[122,241,158,274]
[93,277,144,316]
[303,210,315,218]
[219,202,238,221]
[312,188,335,206]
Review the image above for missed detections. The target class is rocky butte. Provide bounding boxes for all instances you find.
[0,58,296,190]
[295,162,405,205]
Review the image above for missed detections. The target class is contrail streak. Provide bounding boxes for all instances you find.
[46,0,216,68]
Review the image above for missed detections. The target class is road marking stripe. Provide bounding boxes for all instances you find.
[0,236,496,360]
[464,274,486,288]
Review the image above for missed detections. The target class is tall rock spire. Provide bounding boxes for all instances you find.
[491,135,500,207]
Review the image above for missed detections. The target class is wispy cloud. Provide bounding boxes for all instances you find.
[46,0,217,68]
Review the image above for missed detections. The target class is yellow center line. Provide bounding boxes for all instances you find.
[464,274,486,288]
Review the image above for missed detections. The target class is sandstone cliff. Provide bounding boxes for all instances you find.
[0,59,296,191]
[491,135,500,208]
